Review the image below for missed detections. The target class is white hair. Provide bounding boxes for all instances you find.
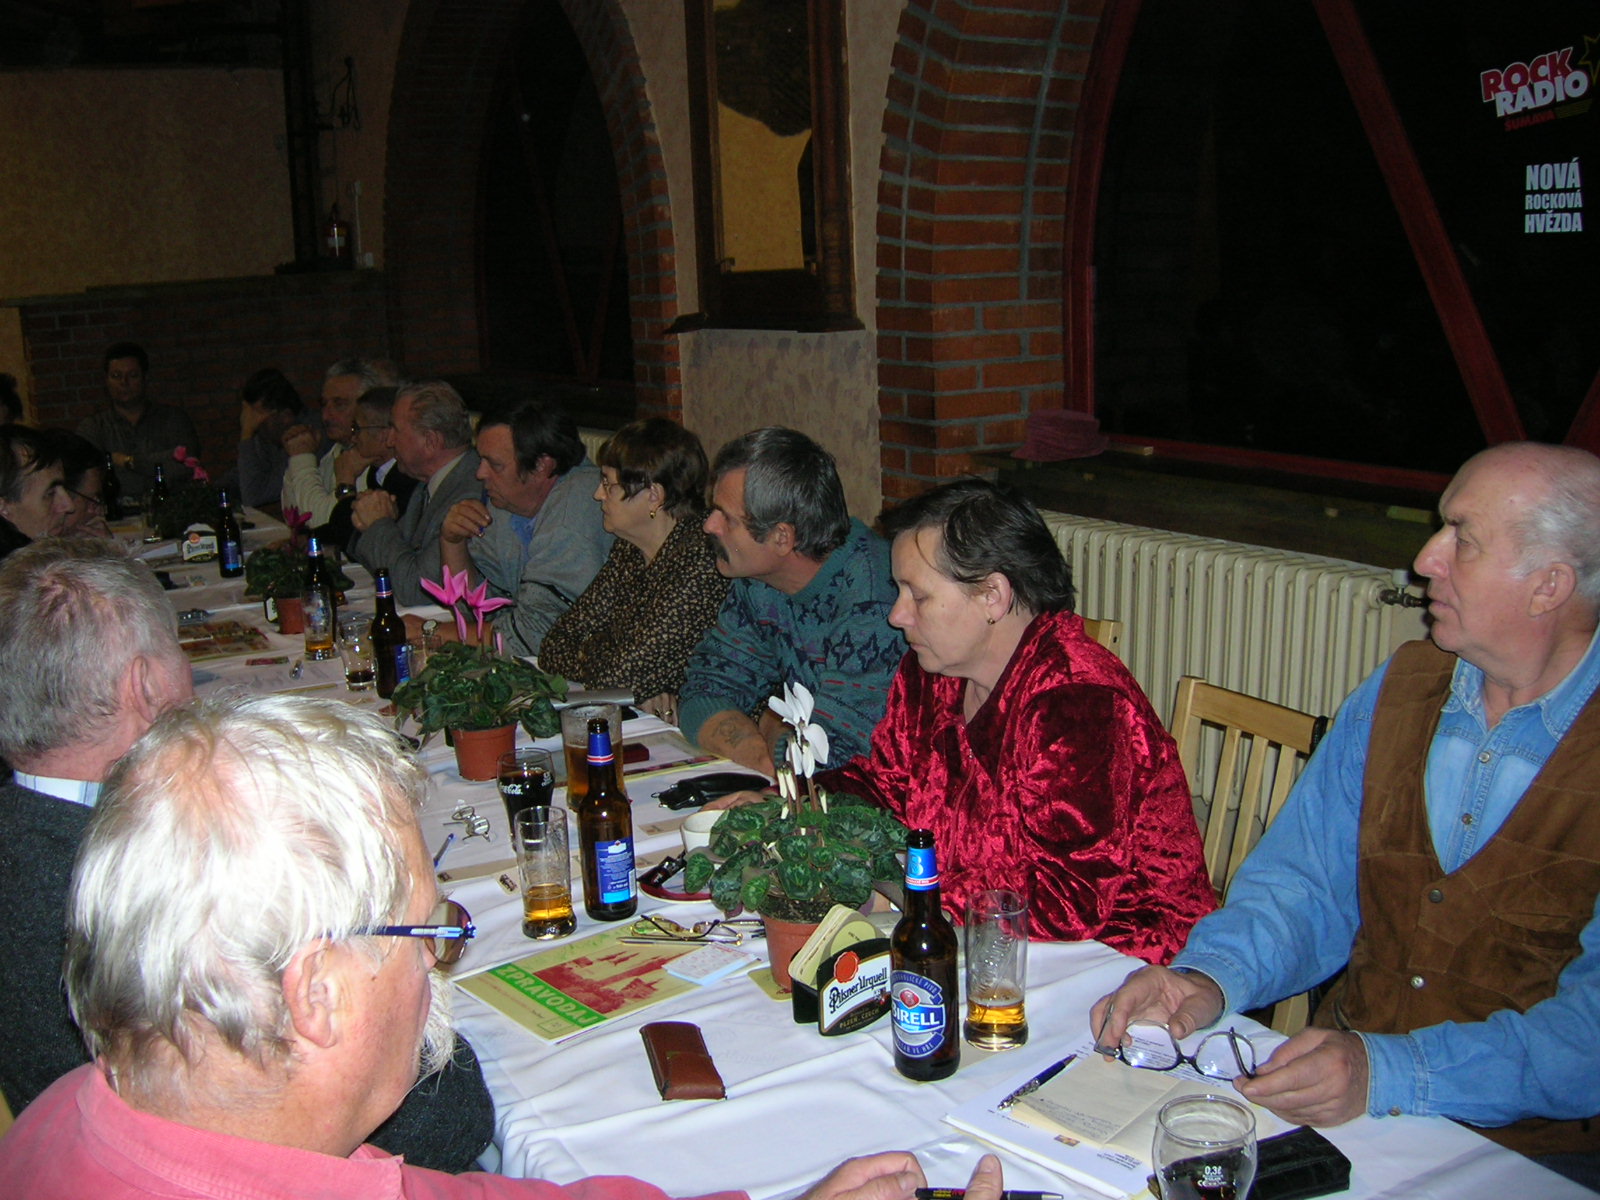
[1507,444,1600,607]
[64,695,448,1098]
[0,538,183,763]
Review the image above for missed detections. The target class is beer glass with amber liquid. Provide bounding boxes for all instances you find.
[515,805,576,939]
[963,888,1029,1051]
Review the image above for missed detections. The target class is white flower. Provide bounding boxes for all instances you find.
[768,681,829,778]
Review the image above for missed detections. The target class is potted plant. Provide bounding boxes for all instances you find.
[681,684,906,988]
[243,545,353,633]
[390,642,567,779]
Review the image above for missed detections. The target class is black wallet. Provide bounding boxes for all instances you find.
[654,771,771,810]
[1252,1126,1351,1200]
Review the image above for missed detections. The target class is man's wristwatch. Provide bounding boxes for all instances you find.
[336,484,357,499]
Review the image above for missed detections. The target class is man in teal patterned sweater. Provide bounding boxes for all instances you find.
[679,428,901,776]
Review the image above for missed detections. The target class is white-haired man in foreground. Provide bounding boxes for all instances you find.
[0,694,1001,1200]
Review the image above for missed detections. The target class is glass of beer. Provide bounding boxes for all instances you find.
[336,615,376,691]
[498,748,555,833]
[1152,1094,1258,1200]
[514,805,576,940]
[560,702,622,795]
[962,888,1029,1050]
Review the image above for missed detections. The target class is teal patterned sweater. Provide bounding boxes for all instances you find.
[679,518,902,766]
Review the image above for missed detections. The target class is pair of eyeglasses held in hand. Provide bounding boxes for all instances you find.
[353,898,475,966]
[1098,1014,1259,1081]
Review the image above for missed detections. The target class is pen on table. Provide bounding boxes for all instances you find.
[433,833,455,868]
[916,1191,1062,1200]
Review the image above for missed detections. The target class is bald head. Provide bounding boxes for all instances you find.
[1457,443,1600,609]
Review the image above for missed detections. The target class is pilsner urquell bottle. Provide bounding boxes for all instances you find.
[891,828,960,1081]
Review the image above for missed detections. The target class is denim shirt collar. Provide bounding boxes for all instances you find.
[1446,624,1600,739]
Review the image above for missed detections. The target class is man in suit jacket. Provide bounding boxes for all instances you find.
[348,380,482,606]
[0,538,497,1171]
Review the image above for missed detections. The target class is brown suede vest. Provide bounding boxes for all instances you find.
[1314,639,1600,1157]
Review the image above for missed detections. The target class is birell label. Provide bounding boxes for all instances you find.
[891,970,949,1057]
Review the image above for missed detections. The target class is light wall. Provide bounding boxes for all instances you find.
[641,0,902,519]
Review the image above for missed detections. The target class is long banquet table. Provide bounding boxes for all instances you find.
[154,522,1590,1200]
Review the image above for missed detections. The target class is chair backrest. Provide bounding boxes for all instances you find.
[1169,675,1327,898]
[1081,616,1124,656]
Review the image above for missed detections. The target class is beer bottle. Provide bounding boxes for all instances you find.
[148,464,169,529]
[371,568,410,698]
[217,489,244,578]
[100,453,122,519]
[301,535,339,661]
[575,717,637,921]
[891,828,960,1081]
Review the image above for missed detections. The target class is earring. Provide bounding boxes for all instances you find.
[649,507,659,519]
[985,615,997,625]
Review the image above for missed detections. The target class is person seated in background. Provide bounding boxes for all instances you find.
[0,690,1003,1200]
[0,425,72,561]
[314,386,417,553]
[227,367,307,508]
[76,342,201,497]
[44,430,113,539]
[438,398,611,655]
[0,541,496,1171]
[1091,443,1600,1187]
[813,478,1214,961]
[679,427,902,775]
[540,418,728,721]
[280,356,400,526]
[349,380,483,605]
[0,373,23,425]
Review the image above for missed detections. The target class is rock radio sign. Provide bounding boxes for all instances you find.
[1480,46,1591,129]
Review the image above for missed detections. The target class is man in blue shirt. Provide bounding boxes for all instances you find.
[1093,442,1600,1174]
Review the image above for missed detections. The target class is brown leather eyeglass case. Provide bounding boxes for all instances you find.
[640,1020,726,1100]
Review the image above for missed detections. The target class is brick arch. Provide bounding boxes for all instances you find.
[385,0,681,415]
[875,0,1101,498]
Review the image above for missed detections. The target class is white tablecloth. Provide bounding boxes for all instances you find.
[447,828,1589,1200]
[164,522,1588,1200]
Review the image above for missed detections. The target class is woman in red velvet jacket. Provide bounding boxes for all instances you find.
[817,479,1214,964]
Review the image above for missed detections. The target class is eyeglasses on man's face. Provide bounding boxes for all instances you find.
[353,898,475,965]
[1103,1019,1259,1081]
[351,423,392,434]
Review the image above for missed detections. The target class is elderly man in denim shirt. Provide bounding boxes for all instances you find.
[1094,442,1600,1183]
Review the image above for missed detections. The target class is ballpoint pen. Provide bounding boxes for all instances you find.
[916,1191,1062,1200]
[433,832,455,868]
[996,1053,1077,1109]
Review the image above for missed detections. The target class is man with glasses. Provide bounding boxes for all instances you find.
[315,386,418,552]
[281,356,401,526]
[1094,443,1600,1182]
[0,693,1004,1200]
[0,543,494,1172]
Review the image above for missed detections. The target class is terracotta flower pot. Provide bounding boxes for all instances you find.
[269,595,305,635]
[451,724,516,781]
[762,915,822,993]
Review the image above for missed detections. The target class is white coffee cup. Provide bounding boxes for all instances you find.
[681,809,720,854]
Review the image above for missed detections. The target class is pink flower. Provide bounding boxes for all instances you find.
[420,566,471,642]
[464,578,513,643]
[282,507,311,537]
[172,445,209,483]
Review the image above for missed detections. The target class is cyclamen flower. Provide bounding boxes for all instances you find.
[768,681,829,779]
[420,566,472,642]
[464,578,513,643]
[172,445,209,483]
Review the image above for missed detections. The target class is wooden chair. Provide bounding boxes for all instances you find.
[1168,675,1328,1034]
[1081,616,1124,656]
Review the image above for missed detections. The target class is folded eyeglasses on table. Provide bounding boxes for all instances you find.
[620,913,766,945]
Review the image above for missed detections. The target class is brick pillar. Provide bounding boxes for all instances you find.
[876,0,1101,499]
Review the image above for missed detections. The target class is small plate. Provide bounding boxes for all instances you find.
[639,873,713,904]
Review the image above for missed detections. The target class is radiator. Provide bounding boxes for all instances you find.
[1042,512,1417,723]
